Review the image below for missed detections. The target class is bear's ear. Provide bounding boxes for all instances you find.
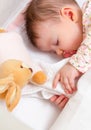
[5,84,21,111]
[0,74,14,94]
[0,92,7,99]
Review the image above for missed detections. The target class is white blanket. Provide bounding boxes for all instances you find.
[50,69,91,130]
[22,58,71,99]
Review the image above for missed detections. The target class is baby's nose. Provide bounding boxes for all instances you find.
[55,48,63,56]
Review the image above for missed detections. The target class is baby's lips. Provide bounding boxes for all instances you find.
[63,53,71,58]
[63,50,77,58]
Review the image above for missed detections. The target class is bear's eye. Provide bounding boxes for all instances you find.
[20,65,23,68]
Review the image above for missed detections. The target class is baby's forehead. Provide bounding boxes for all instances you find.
[35,35,51,51]
[34,20,57,50]
[35,21,52,32]
[35,21,51,39]
[35,19,56,31]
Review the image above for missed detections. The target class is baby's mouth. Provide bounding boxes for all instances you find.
[63,50,77,58]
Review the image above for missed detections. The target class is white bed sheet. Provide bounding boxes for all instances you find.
[1,0,86,130]
[50,69,91,130]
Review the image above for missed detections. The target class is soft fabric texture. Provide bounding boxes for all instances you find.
[22,58,70,99]
[50,69,91,130]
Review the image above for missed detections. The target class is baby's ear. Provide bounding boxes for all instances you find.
[60,5,79,22]
[0,92,7,99]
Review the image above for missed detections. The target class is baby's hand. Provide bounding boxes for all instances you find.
[50,94,69,109]
[53,63,82,94]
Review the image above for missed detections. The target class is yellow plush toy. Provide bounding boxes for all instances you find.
[0,28,6,33]
[0,59,47,111]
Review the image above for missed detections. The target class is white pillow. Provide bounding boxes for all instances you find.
[0,32,31,63]
[76,0,85,7]
[0,32,44,74]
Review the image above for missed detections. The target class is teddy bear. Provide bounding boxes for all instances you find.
[0,28,6,33]
[0,59,47,111]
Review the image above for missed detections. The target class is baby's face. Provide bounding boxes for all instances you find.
[35,14,83,56]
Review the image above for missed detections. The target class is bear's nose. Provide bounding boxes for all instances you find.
[29,68,33,73]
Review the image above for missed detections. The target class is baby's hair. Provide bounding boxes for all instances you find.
[25,0,78,46]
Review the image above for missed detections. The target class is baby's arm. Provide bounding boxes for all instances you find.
[53,61,82,94]
[69,33,91,73]
[53,31,91,94]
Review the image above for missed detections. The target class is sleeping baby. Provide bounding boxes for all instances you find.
[24,0,91,109]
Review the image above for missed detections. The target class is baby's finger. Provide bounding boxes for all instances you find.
[53,73,60,88]
[61,78,73,94]
[50,95,59,102]
[58,97,69,109]
[54,94,66,105]
[68,78,77,92]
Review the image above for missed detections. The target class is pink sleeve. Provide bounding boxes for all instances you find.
[82,0,89,14]
[69,0,91,73]
[69,31,91,73]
